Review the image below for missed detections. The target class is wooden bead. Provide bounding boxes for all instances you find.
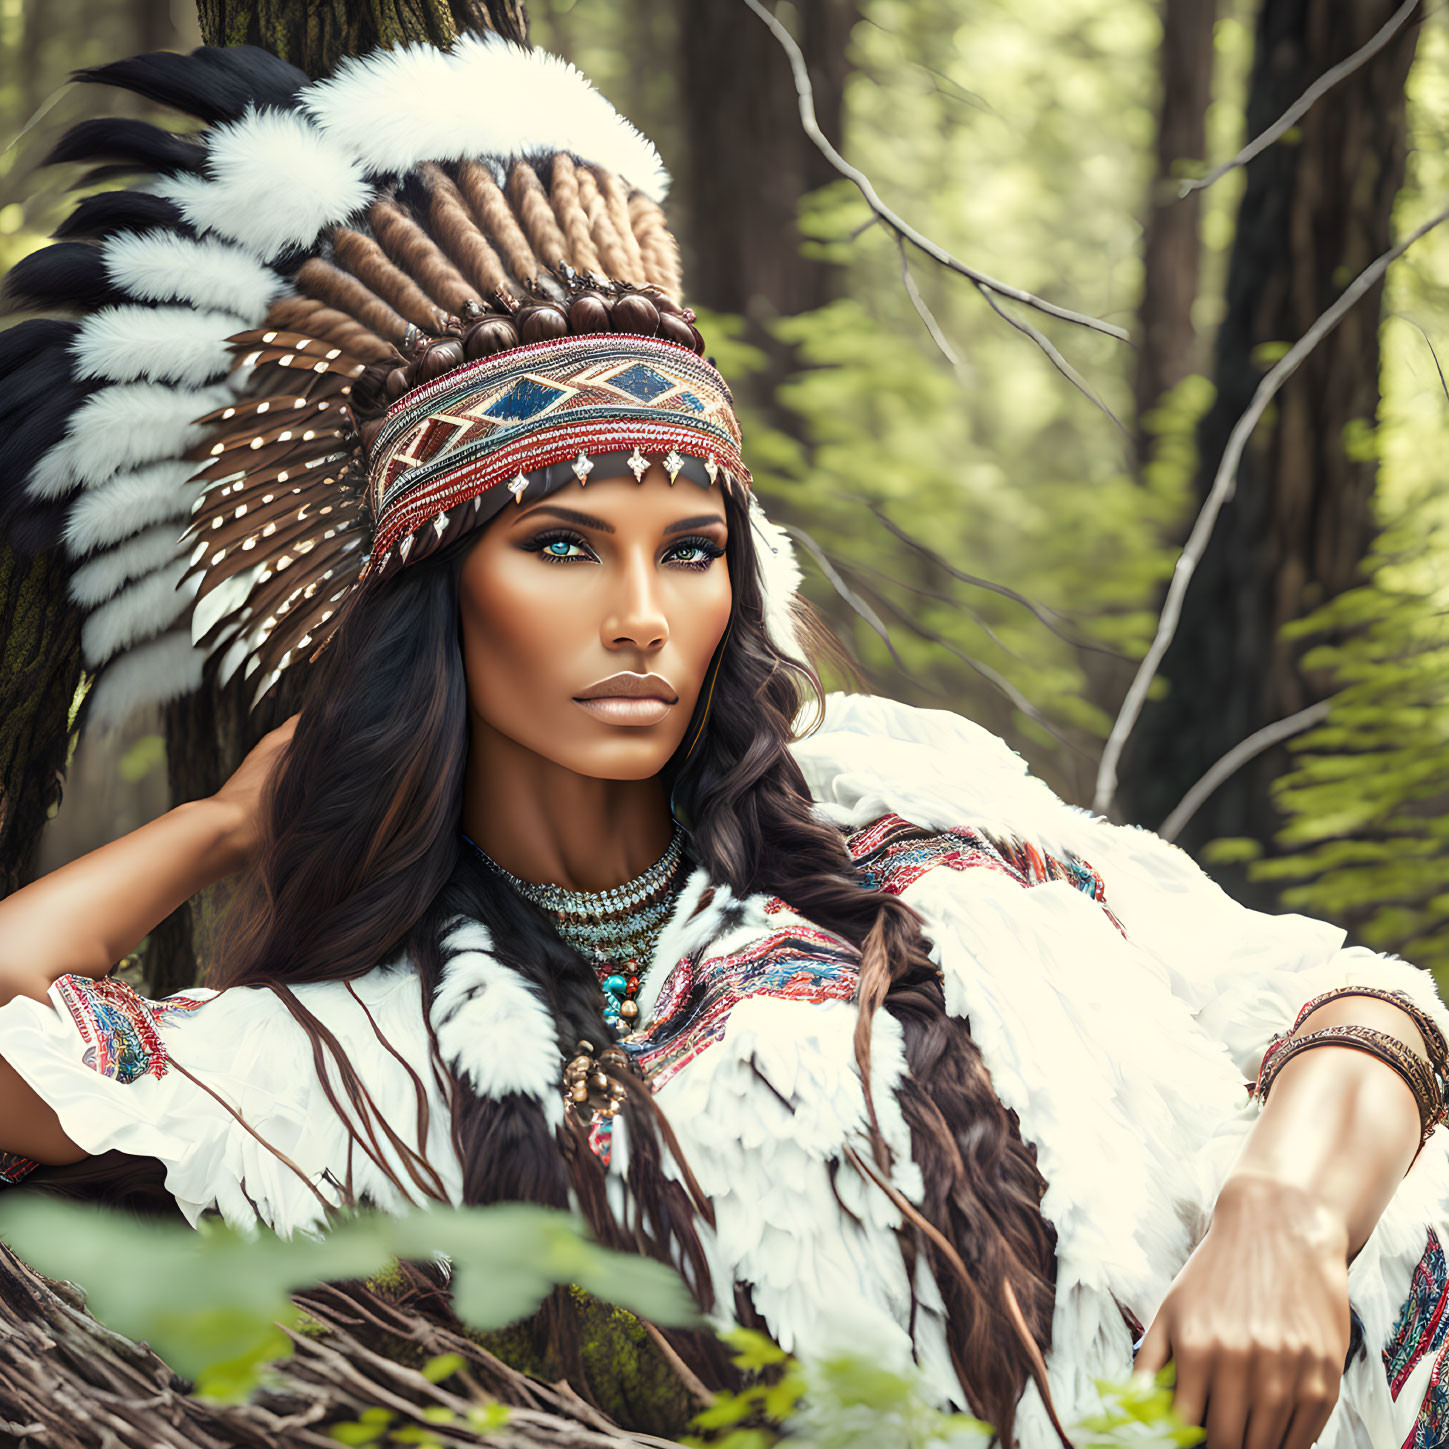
[657,312,694,350]
[463,318,519,359]
[611,293,660,336]
[571,1083,590,1104]
[518,304,568,344]
[568,293,610,334]
[416,338,464,382]
[384,366,411,400]
[619,999,639,1021]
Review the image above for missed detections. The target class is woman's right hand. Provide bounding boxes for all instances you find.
[210,714,300,869]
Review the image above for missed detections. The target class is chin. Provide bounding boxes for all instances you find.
[553,741,683,781]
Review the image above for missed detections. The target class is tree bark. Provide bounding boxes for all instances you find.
[0,551,82,894]
[1134,0,1217,460]
[675,0,855,422]
[1120,0,1420,894]
[196,0,528,77]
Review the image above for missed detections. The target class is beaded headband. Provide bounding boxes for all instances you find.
[361,332,750,581]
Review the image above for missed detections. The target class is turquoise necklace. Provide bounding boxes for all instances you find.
[466,825,686,1033]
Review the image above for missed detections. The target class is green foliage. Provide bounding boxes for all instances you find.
[688,1333,1203,1449]
[0,1197,697,1402]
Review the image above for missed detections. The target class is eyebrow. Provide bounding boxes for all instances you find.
[514,505,726,537]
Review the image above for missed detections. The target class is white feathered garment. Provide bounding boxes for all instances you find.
[2,692,1447,1449]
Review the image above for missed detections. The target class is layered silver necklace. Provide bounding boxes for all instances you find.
[466,825,687,1031]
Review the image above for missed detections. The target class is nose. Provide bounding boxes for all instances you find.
[602,551,670,652]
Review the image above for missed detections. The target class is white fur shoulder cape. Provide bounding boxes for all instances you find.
[2,691,1448,1448]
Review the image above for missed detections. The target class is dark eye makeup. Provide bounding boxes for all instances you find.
[518,527,726,569]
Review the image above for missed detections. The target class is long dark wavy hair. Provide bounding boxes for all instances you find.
[178,484,1058,1441]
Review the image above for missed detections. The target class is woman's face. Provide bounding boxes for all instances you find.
[458,464,732,780]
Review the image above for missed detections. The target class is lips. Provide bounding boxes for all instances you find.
[575,672,678,703]
[574,672,678,727]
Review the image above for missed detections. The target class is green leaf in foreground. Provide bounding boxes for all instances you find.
[0,1196,697,1401]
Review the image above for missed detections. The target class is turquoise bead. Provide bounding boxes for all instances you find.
[603,974,628,994]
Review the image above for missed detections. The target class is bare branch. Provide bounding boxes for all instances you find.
[863,500,1133,658]
[1093,203,1449,816]
[740,0,1130,344]
[973,280,1131,442]
[1179,0,1420,197]
[784,523,904,664]
[896,236,966,375]
[1158,700,1331,841]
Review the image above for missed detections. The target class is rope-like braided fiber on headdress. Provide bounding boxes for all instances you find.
[593,167,647,284]
[507,161,570,273]
[546,154,602,277]
[421,164,511,300]
[266,295,395,363]
[332,229,448,335]
[574,165,638,284]
[456,160,542,288]
[368,199,476,319]
[628,192,683,304]
[295,258,413,348]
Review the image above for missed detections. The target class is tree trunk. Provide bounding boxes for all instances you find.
[1120,0,1420,895]
[0,551,82,893]
[675,0,855,422]
[1134,0,1217,459]
[196,0,527,77]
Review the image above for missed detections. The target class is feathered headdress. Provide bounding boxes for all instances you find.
[2,38,801,725]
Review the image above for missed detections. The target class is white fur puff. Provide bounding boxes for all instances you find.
[304,35,670,201]
[102,231,283,319]
[80,558,197,667]
[158,107,371,262]
[70,306,244,388]
[68,522,185,608]
[29,382,231,500]
[432,920,564,1127]
[83,629,207,729]
[63,461,203,558]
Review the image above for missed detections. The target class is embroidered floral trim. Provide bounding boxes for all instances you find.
[1387,1229,1449,1400]
[845,813,1124,932]
[55,975,205,1085]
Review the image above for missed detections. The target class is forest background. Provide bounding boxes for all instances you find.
[1,0,1447,995]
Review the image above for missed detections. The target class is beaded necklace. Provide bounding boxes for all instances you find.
[465,825,686,1034]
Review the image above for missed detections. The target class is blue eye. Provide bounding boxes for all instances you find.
[524,529,594,563]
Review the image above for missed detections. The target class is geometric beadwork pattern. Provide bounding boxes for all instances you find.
[844,812,1124,934]
[364,334,750,580]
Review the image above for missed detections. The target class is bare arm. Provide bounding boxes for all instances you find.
[0,716,296,1004]
[1139,994,1429,1449]
[0,717,296,1166]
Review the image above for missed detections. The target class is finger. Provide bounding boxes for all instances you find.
[1281,1377,1338,1449]
[1133,1314,1170,1379]
[1171,1343,1212,1433]
[1243,1390,1294,1449]
[1203,1360,1249,1449]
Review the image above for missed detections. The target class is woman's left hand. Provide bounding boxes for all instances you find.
[1134,1173,1352,1449]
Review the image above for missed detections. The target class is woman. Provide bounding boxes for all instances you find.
[0,34,1447,1449]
